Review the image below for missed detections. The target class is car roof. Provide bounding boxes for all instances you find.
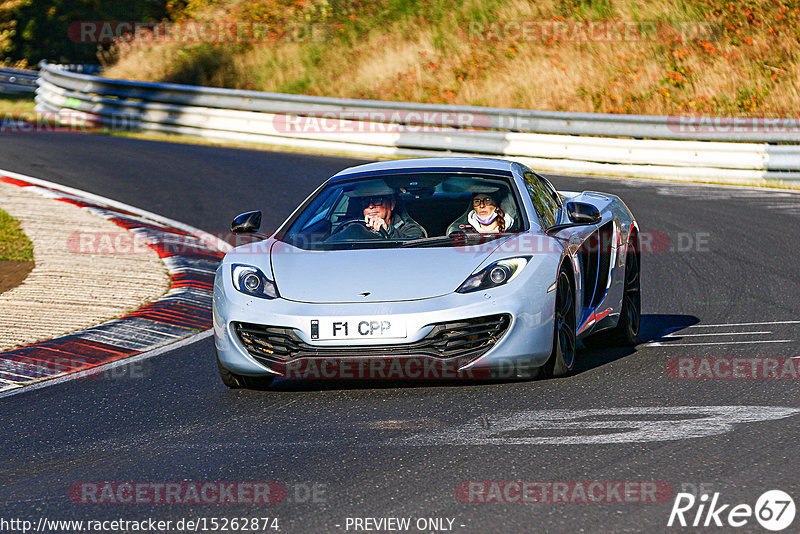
[330,157,516,180]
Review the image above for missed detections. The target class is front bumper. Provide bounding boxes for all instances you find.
[213,264,556,380]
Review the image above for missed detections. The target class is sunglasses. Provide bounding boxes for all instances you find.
[473,197,495,206]
[361,196,389,207]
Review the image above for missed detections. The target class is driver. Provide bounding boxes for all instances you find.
[361,195,426,239]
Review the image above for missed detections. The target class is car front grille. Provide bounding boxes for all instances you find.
[233,314,511,366]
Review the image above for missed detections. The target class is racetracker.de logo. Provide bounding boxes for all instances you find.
[68,21,331,44]
[269,111,492,133]
[0,111,99,134]
[280,357,495,380]
[64,230,707,256]
[667,357,800,379]
[667,116,800,135]
[463,20,719,42]
[68,482,286,505]
[457,481,674,504]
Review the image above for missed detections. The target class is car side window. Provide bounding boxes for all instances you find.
[523,172,558,228]
[536,173,563,208]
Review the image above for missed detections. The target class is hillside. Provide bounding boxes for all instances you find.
[13,0,800,116]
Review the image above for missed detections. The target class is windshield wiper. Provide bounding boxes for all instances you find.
[399,233,504,248]
[322,239,408,250]
[399,236,455,247]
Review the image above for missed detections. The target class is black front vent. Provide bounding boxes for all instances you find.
[234,314,511,365]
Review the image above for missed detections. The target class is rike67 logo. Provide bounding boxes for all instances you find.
[668,490,795,531]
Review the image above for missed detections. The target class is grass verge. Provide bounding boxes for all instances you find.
[0,94,36,120]
[0,206,33,261]
[101,0,800,117]
[0,206,34,294]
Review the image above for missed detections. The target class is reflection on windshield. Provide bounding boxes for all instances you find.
[281,172,523,250]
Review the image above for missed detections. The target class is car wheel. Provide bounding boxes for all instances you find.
[216,352,274,390]
[541,268,577,378]
[582,236,641,348]
[217,354,243,388]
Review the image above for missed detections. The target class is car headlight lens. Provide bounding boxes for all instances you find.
[231,264,279,299]
[457,257,530,294]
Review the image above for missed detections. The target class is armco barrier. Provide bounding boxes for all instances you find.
[33,61,800,183]
[0,66,37,93]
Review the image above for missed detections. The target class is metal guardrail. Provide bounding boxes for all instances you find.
[43,63,103,75]
[34,61,800,183]
[0,66,38,93]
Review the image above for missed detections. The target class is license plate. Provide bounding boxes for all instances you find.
[311,317,407,341]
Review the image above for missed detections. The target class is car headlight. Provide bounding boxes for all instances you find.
[457,257,530,294]
[231,264,279,299]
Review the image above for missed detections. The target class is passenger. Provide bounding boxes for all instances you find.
[449,193,514,234]
[361,195,426,239]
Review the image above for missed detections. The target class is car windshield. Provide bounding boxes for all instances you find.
[280,171,524,250]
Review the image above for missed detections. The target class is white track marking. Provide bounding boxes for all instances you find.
[0,377,23,390]
[0,330,213,400]
[0,168,232,253]
[663,331,771,337]
[687,320,800,328]
[574,172,800,194]
[399,406,800,446]
[647,339,792,347]
[0,367,37,380]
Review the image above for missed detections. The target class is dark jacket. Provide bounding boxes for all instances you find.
[386,213,427,239]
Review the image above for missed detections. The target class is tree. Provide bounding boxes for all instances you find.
[0,0,169,65]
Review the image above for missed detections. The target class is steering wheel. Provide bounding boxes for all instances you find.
[328,219,389,240]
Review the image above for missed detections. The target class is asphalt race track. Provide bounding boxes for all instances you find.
[1,131,800,532]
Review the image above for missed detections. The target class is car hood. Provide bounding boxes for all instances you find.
[270,240,505,303]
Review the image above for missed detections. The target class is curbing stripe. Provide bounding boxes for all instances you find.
[0,330,214,399]
[0,168,227,393]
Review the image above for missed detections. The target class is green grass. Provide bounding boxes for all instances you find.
[0,207,33,261]
[100,0,800,117]
[0,94,36,118]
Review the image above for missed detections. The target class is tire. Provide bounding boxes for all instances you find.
[216,353,275,390]
[240,374,275,390]
[541,268,577,378]
[582,236,641,348]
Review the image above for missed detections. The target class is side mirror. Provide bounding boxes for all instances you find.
[566,201,601,225]
[231,211,262,234]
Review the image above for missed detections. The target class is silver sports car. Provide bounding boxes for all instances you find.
[213,158,640,389]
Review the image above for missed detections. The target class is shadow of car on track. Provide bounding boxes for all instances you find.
[573,313,700,375]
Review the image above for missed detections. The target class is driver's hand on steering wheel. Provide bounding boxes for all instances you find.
[364,214,389,233]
